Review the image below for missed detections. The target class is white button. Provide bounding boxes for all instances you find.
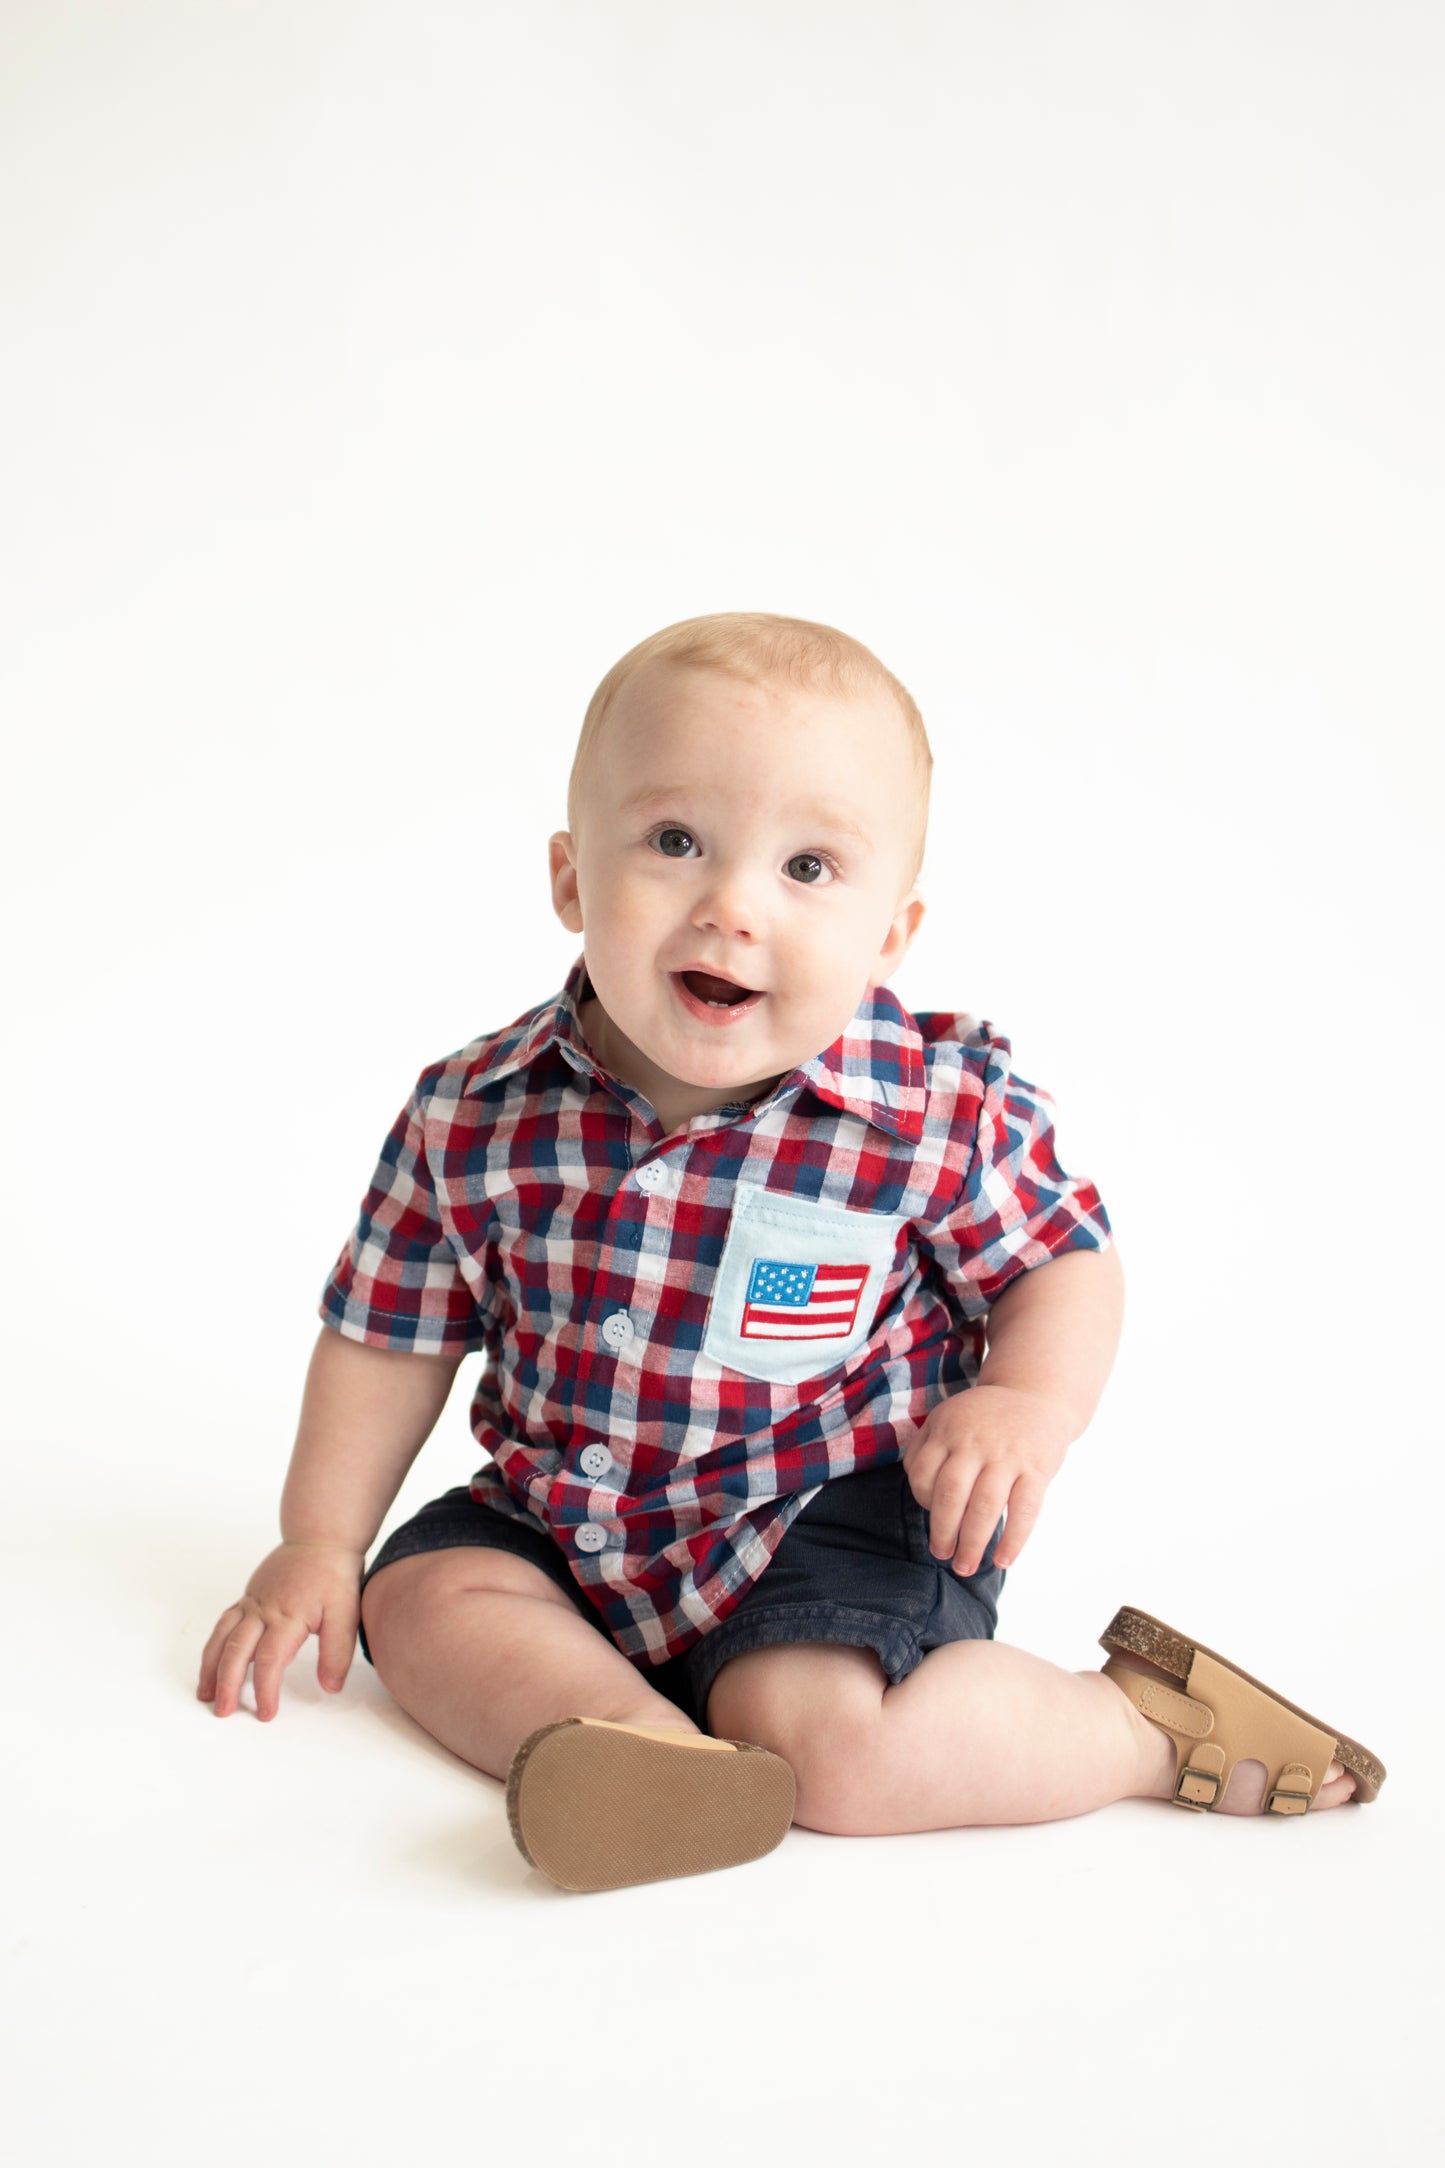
[600,1310,634,1351]
[579,1443,613,1478]
[574,1524,607,1553]
[635,1160,674,1195]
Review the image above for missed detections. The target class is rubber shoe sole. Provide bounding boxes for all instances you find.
[506,1717,797,1892]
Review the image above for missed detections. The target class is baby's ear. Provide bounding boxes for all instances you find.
[876,886,926,978]
[549,831,584,933]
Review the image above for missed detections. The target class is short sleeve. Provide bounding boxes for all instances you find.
[318,1073,489,1356]
[915,1033,1112,1322]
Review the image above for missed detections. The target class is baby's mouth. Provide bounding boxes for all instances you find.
[677,969,761,1009]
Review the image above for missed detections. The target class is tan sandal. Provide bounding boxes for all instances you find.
[505,1717,797,1891]
[1100,1606,1386,1813]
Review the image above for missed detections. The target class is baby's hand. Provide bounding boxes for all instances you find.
[196,1541,364,1720]
[901,1386,1074,1578]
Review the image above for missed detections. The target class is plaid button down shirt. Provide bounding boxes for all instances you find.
[320,956,1112,1668]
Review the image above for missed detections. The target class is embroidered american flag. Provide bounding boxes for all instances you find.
[740,1256,870,1340]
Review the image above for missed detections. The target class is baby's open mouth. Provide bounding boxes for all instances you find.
[677,969,761,1009]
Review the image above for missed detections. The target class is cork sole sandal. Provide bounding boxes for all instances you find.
[1100,1605,1387,1814]
[505,1717,797,1891]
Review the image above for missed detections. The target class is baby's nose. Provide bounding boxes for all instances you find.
[691,870,764,939]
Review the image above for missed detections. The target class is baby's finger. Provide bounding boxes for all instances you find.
[994,1479,1045,1570]
[197,1605,245,1699]
[951,1479,1011,1578]
[317,1601,359,1694]
[251,1618,311,1722]
[210,1612,268,1718]
[926,1457,983,1563]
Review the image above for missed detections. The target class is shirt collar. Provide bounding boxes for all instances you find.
[465,954,927,1143]
[785,980,927,1142]
[463,954,599,1092]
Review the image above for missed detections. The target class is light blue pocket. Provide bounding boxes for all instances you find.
[701,1184,909,1388]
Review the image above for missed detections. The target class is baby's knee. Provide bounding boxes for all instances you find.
[357,1549,471,1675]
[706,1645,886,1833]
[360,1546,577,1670]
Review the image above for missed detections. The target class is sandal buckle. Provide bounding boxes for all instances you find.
[1265,1784,1311,1816]
[1175,1765,1221,1810]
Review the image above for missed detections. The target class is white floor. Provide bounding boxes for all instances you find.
[8,1449,1437,2168]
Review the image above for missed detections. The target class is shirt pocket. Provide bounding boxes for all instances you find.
[701,1184,910,1389]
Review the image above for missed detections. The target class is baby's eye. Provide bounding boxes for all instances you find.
[786,852,834,886]
[651,827,699,859]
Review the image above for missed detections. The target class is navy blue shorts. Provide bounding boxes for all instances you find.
[357,1460,1006,1730]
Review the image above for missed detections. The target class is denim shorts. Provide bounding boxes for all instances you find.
[357,1459,1006,1730]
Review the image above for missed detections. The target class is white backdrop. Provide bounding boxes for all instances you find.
[5,4,1441,2164]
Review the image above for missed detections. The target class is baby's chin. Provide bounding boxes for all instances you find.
[654,1034,828,1099]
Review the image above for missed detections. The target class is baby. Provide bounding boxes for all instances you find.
[198,611,1384,1889]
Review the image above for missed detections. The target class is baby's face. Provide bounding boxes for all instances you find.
[550,661,926,1128]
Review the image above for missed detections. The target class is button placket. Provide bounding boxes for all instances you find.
[629,1155,681,1311]
[564,1151,688,1532]
[558,1150,648,1512]
[598,1155,687,1357]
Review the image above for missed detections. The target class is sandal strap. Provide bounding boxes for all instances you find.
[1103,1652,1338,1815]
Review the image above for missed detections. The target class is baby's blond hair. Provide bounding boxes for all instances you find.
[568,611,931,887]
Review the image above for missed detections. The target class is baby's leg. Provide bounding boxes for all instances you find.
[360,1547,698,1782]
[706,1639,1360,1833]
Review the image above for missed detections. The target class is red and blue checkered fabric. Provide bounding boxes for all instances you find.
[320,955,1112,1668]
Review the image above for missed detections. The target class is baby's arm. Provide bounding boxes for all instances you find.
[901,1245,1125,1579]
[197,1327,464,1719]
